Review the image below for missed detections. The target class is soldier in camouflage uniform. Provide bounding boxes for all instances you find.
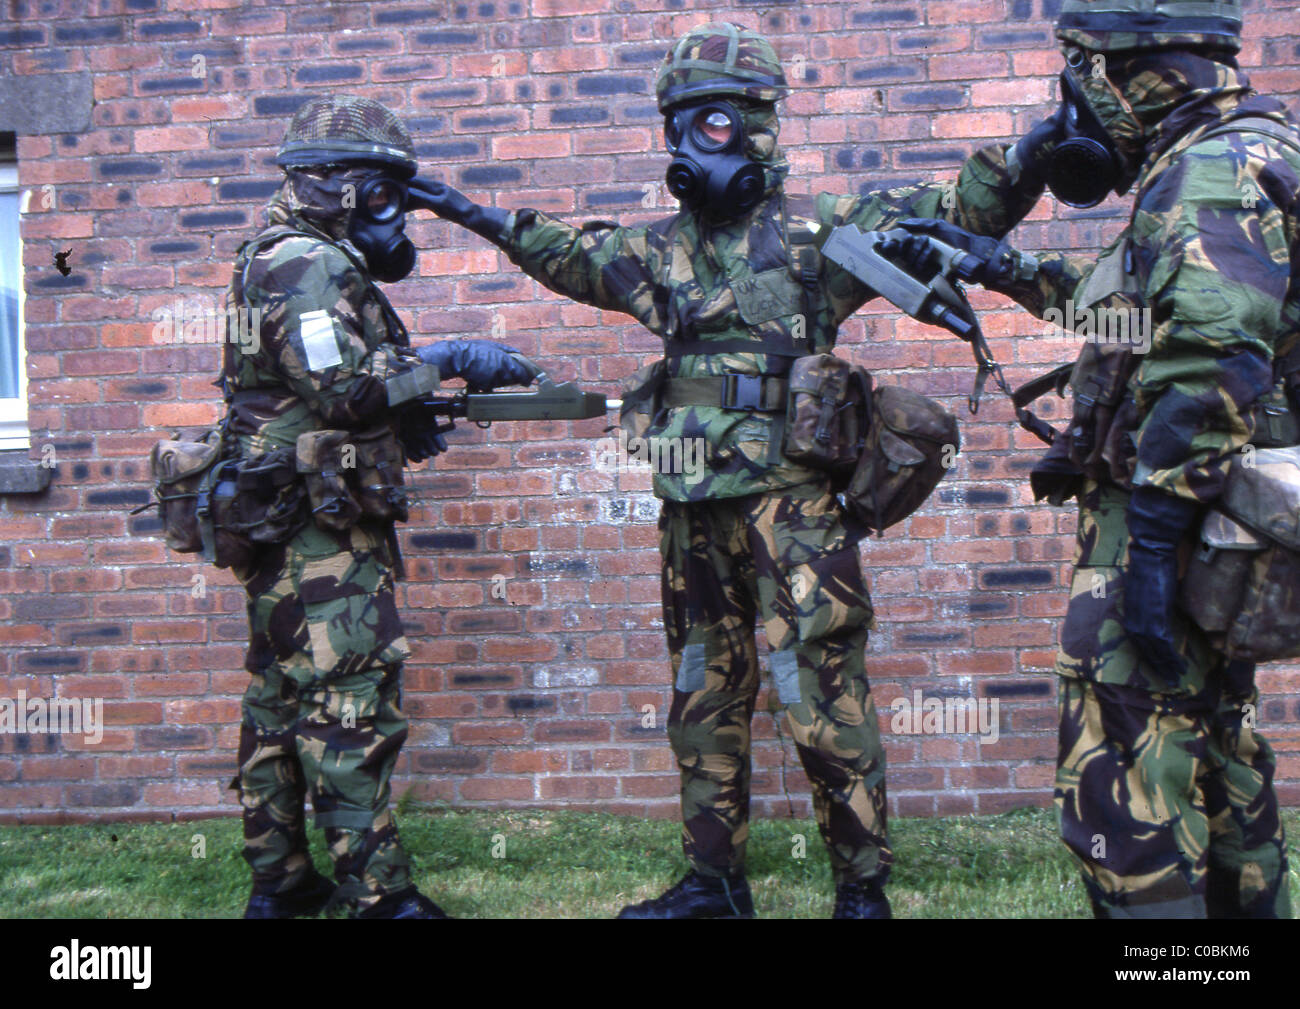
[900,0,1297,917]
[223,96,530,918]
[416,23,1065,917]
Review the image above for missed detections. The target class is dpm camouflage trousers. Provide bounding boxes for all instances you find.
[659,481,887,884]
[1053,481,1290,917]
[231,520,415,914]
[1056,679,1290,918]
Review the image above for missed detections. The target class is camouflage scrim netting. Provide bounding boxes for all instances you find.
[275,95,417,178]
[1055,0,1243,54]
[655,22,790,113]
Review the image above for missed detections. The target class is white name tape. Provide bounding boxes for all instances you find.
[299,310,342,372]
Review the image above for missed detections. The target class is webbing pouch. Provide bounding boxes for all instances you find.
[782,353,868,477]
[296,430,363,531]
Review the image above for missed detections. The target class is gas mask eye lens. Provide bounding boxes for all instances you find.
[692,109,736,151]
[696,113,738,148]
[361,178,404,222]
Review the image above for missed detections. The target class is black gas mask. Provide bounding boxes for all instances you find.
[348,174,416,283]
[663,101,766,219]
[1044,61,1127,208]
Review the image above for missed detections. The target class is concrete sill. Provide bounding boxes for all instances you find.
[0,450,53,495]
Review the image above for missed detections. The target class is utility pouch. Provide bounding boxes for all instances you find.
[349,425,409,522]
[147,430,223,554]
[843,385,960,535]
[1179,446,1300,663]
[296,430,363,531]
[782,353,870,477]
[619,359,667,442]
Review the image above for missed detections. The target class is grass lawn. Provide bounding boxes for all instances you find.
[2,804,1297,918]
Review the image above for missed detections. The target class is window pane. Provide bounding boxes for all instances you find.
[0,190,19,400]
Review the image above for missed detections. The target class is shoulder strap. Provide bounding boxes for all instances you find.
[1196,115,1300,159]
[659,214,683,342]
[782,192,818,355]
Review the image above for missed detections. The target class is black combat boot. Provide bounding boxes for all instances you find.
[832,879,892,919]
[243,869,336,919]
[617,870,754,919]
[356,887,451,919]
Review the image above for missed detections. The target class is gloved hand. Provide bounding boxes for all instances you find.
[1122,485,1200,688]
[885,218,1034,294]
[396,403,448,464]
[407,177,511,243]
[415,340,537,392]
[1008,103,1068,189]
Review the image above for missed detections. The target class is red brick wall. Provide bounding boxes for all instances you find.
[3,0,1300,824]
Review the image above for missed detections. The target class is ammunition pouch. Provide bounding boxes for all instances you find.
[843,384,961,535]
[782,353,870,479]
[1179,445,1300,664]
[350,426,408,522]
[296,426,407,531]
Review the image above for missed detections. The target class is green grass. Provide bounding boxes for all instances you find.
[2,805,1298,918]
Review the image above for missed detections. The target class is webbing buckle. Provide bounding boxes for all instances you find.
[722,374,764,411]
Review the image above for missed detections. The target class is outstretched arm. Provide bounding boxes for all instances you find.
[410,178,668,333]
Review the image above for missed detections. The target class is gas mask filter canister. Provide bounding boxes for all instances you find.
[1044,54,1127,208]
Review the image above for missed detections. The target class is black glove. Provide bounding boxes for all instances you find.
[396,403,448,464]
[415,340,536,392]
[1122,486,1200,688]
[873,230,939,280]
[1008,103,1068,190]
[407,177,511,244]
[888,218,1032,294]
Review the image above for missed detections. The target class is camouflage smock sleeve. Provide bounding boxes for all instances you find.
[245,236,416,429]
[499,211,669,334]
[814,142,1050,322]
[1127,132,1293,504]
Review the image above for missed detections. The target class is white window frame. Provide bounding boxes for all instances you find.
[0,159,29,451]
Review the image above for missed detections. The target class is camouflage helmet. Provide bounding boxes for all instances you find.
[1055,0,1243,54]
[655,22,790,113]
[275,95,417,179]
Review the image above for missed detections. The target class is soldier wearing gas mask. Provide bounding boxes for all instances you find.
[415,23,1065,918]
[892,0,1298,917]
[223,95,531,919]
